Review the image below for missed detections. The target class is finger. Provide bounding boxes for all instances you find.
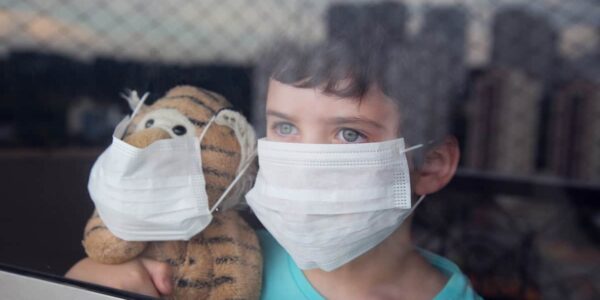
[65,258,99,282]
[66,258,161,298]
[141,258,173,296]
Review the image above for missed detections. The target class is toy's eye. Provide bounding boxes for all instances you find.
[145,119,154,128]
[172,125,187,136]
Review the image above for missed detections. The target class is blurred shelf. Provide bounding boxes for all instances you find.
[451,168,600,205]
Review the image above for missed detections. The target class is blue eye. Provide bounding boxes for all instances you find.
[275,122,298,136]
[337,128,366,143]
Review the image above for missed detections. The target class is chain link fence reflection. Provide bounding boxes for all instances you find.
[0,0,325,63]
[2,0,598,181]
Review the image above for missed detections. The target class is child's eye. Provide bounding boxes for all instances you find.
[337,128,367,143]
[274,122,298,136]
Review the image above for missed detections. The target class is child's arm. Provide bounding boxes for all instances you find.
[65,257,173,298]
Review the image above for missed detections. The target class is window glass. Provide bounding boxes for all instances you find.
[0,1,598,299]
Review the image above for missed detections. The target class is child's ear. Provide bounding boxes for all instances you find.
[412,136,460,196]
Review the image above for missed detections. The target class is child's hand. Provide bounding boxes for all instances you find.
[65,257,173,297]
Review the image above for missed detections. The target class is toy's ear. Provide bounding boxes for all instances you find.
[120,89,150,114]
[213,109,258,210]
[214,109,257,172]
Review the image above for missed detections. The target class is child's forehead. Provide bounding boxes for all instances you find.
[266,79,401,127]
[267,79,398,109]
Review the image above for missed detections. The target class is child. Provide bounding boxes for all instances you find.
[67,39,482,299]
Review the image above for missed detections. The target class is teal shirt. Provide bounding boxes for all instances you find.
[257,230,483,300]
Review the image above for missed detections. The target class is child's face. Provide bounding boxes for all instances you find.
[265,79,402,144]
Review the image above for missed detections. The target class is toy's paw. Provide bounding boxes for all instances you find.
[83,211,147,264]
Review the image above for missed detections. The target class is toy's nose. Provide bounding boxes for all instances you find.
[124,127,172,148]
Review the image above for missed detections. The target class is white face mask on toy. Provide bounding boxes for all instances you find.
[88,94,256,241]
[245,138,425,271]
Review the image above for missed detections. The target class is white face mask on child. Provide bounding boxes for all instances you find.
[245,138,425,271]
[88,105,256,242]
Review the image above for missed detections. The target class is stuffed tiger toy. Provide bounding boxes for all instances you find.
[82,85,262,300]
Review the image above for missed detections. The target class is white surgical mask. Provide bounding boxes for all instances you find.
[88,99,256,242]
[245,138,425,271]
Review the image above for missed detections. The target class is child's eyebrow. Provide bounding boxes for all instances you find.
[329,116,384,129]
[266,110,297,122]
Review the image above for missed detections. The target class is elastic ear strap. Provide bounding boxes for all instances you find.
[116,90,150,138]
[209,152,257,213]
[198,115,217,143]
[403,143,424,153]
[403,139,437,154]
[131,92,150,117]
[410,194,426,211]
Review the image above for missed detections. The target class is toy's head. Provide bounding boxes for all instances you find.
[122,85,256,209]
[83,86,262,300]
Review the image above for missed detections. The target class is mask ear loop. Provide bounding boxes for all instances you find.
[197,115,217,143]
[410,194,427,211]
[209,152,257,213]
[116,91,150,139]
[402,143,424,153]
[207,108,257,212]
[399,140,431,210]
[401,139,437,154]
[131,92,150,118]
[199,109,254,213]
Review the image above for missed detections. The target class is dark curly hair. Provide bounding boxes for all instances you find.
[253,4,466,149]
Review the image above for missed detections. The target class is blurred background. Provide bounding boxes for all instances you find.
[0,0,599,299]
